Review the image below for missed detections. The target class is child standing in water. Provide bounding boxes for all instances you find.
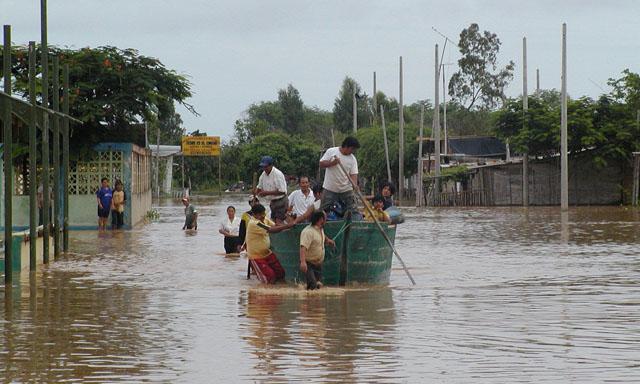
[96,178,113,230]
[111,180,126,229]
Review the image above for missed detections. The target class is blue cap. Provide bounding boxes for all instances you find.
[259,156,273,167]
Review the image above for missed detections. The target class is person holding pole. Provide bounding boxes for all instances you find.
[256,156,288,224]
[319,137,361,218]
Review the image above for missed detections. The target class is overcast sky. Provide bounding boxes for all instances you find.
[3,1,639,142]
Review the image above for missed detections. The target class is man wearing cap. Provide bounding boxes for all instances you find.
[319,136,361,217]
[256,156,289,224]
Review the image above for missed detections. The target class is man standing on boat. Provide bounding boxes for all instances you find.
[299,210,335,290]
[256,156,288,224]
[246,204,294,283]
[319,137,360,218]
[287,176,315,218]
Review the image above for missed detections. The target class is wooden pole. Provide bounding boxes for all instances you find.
[434,45,441,197]
[335,160,416,285]
[632,153,639,206]
[416,104,425,207]
[218,148,222,196]
[522,37,529,207]
[3,25,13,283]
[41,0,50,263]
[29,42,38,267]
[53,56,60,259]
[536,68,540,96]
[380,105,392,182]
[560,23,568,211]
[398,56,404,204]
[62,64,69,251]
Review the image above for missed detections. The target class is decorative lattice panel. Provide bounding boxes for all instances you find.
[69,151,124,195]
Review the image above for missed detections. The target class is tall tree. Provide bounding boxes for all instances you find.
[332,77,369,133]
[448,23,515,111]
[278,84,304,135]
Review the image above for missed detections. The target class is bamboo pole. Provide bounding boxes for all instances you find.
[380,105,392,182]
[29,42,37,268]
[561,23,568,211]
[335,160,416,285]
[3,25,13,283]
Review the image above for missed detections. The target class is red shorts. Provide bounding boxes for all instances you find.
[250,253,285,284]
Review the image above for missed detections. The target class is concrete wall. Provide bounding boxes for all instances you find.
[472,157,628,206]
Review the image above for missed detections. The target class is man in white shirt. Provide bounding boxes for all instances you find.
[319,137,360,217]
[256,156,288,224]
[287,176,315,217]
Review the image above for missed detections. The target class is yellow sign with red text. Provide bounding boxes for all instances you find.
[181,136,220,156]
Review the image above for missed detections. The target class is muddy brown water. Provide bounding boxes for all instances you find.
[1,196,639,383]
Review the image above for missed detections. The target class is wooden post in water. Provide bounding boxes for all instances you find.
[433,45,441,198]
[416,104,425,207]
[3,25,13,283]
[560,23,568,211]
[380,105,392,183]
[52,56,60,259]
[398,56,404,204]
[62,64,69,251]
[29,42,38,267]
[522,37,529,207]
[632,152,639,206]
[41,0,50,263]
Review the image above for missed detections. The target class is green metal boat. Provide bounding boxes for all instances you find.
[270,220,397,286]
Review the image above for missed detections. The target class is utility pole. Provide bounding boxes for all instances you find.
[442,65,448,156]
[398,56,404,204]
[434,45,441,197]
[560,23,568,211]
[536,68,540,96]
[522,37,529,207]
[380,105,392,182]
[352,88,357,133]
[373,71,377,123]
[156,123,160,200]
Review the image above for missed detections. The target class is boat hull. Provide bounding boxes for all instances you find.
[269,220,396,285]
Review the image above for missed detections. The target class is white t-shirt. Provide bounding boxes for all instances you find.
[219,216,241,236]
[288,189,315,216]
[257,166,287,202]
[321,147,358,193]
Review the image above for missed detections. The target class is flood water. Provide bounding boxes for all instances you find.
[1,196,639,383]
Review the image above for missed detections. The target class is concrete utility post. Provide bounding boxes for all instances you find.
[434,45,441,196]
[536,68,540,95]
[373,71,377,123]
[380,105,392,183]
[522,37,529,207]
[352,88,357,133]
[560,23,569,211]
[398,56,404,203]
[416,104,425,207]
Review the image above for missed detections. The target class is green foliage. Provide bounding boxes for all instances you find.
[2,45,194,158]
[278,84,305,135]
[332,77,371,133]
[449,23,515,110]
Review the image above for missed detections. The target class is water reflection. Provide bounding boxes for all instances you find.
[241,288,401,383]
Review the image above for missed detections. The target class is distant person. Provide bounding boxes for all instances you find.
[182,197,198,230]
[256,156,288,224]
[299,210,335,290]
[96,177,113,230]
[245,204,294,284]
[319,137,360,218]
[37,182,53,226]
[111,180,126,229]
[364,195,391,223]
[287,176,315,218]
[219,205,241,254]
